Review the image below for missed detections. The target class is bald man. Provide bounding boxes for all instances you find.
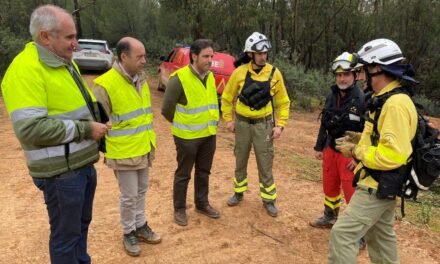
[93,37,161,257]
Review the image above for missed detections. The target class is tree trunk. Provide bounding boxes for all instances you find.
[73,0,82,38]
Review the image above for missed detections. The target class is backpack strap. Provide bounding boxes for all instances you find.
[368,87,409,146]
[367,86,412,217]
[268,66,276,82]
[269,67,277,127]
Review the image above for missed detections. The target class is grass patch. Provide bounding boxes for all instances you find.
[280,148,440,231]
[285,152,322,182]
[397,190,440,231]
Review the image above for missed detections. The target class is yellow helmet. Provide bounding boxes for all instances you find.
[332,52,356,73]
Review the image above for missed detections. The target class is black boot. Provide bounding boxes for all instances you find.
[227,193,243,206]
[309,206,338,228]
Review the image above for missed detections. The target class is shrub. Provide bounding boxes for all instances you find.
[273,58,333,111]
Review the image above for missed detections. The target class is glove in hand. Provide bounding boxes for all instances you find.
[335,131,362,145]
[345,131,362,144]
[335,141,356,158]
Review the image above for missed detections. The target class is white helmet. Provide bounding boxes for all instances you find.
[331,52,356,73]
[357,38,404,66]
[244,32,272,53]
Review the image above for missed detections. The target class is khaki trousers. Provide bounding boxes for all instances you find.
[233,116,276,202]
[328,187,399,264]
[114,168,149,234]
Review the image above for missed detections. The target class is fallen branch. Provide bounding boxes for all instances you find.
[250,223,284,244]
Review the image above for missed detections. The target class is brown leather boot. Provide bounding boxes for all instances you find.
[174,210,188,226]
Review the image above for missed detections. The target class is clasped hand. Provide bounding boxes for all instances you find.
[335,131,360,158]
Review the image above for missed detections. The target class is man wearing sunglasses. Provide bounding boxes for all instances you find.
[310,52,365,230]
[221,32,290,217]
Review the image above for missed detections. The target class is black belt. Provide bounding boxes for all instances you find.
[235,113,272,124]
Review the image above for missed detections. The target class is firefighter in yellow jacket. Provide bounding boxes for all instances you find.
[221,32,290,217]
[329,39,418,263]
[93,37,160,257]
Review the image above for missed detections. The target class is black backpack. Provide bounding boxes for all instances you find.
[367,87,440,214]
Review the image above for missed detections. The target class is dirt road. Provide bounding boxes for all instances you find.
[0,75,439,263]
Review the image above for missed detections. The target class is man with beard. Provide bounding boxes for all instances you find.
[161,39,220,226]
[310,52,365,229]
[221,32,290,217]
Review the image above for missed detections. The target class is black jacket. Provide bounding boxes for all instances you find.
[314,84,365,151]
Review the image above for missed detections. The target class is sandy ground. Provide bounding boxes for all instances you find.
[0,74,439,264]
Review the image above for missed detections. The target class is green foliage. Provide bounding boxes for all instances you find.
[274,58,332,111]
[1,0,440,107]
[413,95,440,117]
[0,28,27,81]
[417,200,433,225]
[401,190,440,231]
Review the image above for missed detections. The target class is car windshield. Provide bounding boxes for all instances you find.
[79,42,106,51]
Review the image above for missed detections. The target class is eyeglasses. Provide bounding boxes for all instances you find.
[251,40,272,52]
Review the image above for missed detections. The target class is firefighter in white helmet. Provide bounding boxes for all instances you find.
[221,32,290,217]
[330,38,418,263]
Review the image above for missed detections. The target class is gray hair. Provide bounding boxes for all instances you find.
[29,5,72,41]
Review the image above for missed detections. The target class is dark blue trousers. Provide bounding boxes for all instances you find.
[33,165,97,264]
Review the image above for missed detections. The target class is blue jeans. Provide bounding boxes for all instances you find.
[33,165,97,264]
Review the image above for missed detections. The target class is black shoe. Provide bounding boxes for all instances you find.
[174,210,188,226]
[196,204,220,219]
[263,202,278,217]
[123,231,140,257]
[227,193,243,206]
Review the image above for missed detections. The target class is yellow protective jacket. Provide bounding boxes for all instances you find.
[171,66,219,139]
[94,68,156,159]
[1,42,99,178]
[221,62,290,127]
[354,80,418,189]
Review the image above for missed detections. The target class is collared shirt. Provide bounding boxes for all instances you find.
[189,63,210,81]
[35,43,70,67]
[161,64,211,123]
[118,62,139,86]
[93,62,151,170]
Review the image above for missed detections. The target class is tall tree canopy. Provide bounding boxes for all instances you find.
[1,0,439,112]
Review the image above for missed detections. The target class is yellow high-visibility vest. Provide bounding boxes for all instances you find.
[94,69,156,159]
[171,66,219,139]
[1,42,99,178]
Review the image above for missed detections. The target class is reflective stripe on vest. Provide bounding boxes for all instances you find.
[111,107,153,122]
[24,140,96,161]
[171,66,219,139]
[107,123,153,137]
[94,68,156,159]
[1,43,99,177]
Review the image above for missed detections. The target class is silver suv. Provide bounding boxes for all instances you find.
[73,39,114,71]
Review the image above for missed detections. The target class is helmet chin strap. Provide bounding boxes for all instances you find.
[250,53,266,68]
[365,67,385,91]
